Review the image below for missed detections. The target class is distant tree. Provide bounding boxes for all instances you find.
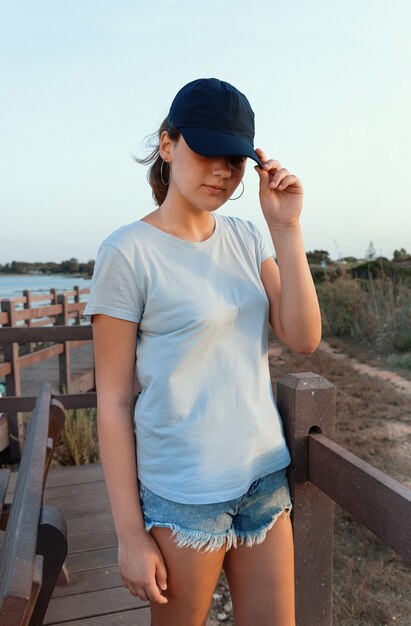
[78,259,95,275]
[392,248,410,261]
[365,241,376,260]
[10,261,31,274]
[61,257,80,274]
[306,250,331,264]
[340,256,358,263]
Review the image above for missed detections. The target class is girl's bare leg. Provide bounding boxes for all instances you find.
[149,527,226,626]
[223,511,295,626]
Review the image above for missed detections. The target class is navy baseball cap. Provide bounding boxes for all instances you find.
[166,78,263,167]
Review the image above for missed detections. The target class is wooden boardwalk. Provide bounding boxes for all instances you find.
[6,464,151,625]
[20,343,95,397]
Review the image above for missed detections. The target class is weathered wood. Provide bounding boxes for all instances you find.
[68,528,117,553]
[0,384,50,621]
[51,566,120,598]
[0,325,93,343]
[277,372,336,626]
[0,392,97,413]
[57,295,71,393]
[0,414,9,456]
[65,546,118,573]
[44,586,147,624]
[0,385,68,625]
[308,433,411,563]
[19,344,64,369]
[0,361,12,377]
[1,299,23,459]
[23,289,34,354]
[15,305,62,322]
[74,286,81,325]
[31,318,56,328]
[0,468,11,522]
[44,607,151,626]
[7,462,104,492]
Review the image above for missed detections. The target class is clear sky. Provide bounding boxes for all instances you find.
[1,0,410,263]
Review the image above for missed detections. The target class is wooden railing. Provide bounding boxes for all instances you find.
[276,373,410,624]
[0,328,410,625]
[0,290,91,459]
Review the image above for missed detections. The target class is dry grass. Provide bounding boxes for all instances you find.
[317,274,411,357]
[52,407,100,467]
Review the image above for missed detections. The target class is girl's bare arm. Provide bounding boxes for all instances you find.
[92,313,168,604]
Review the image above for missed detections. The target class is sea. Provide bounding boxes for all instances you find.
[0,275,92,301]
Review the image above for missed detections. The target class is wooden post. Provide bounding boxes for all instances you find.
[74,286,81,325]
[23,290,34,354]
[277,372,336,626]
[1,299,23,461]
[56,294,71,394]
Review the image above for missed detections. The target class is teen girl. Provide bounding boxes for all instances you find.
[84,78,321,626]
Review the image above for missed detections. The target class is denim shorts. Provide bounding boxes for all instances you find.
[138,467,292,552]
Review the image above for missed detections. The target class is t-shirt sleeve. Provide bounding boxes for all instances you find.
[83,244,145,324]
[258,228,274,264]
[244,220,274,267]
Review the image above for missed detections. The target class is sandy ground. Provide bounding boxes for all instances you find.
[206,335,411,625]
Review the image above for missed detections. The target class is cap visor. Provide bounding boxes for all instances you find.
[180,128,263,167]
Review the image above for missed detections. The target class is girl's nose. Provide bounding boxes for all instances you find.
[211,156,232,177]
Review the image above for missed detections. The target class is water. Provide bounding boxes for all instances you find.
[0,275,92,300]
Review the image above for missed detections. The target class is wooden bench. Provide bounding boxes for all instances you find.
[0,382,68,625]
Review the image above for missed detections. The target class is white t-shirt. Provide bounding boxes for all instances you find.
[84,213,291,503]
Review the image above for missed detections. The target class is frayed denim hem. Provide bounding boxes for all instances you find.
[235,505,292,548]
[144,521,237,552]
[144,505,292,553]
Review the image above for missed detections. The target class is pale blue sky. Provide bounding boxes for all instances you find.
[1,0,410,263]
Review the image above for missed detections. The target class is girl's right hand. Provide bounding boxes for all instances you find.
[118,531,168,604]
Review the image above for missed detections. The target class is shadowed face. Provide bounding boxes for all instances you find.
[161,133,247,213]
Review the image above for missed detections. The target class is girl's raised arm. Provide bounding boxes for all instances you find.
[255,148,322,354]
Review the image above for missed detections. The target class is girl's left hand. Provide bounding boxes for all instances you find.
[254,148,304,227]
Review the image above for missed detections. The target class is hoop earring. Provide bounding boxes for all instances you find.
[160,160,170,186]
[229,180,244,201]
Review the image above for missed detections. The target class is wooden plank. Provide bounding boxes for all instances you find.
[0,384,51,606]
[68,529,117,553]
[44,586,147,623]
[7,463,103,492]
[0,469,10,517]
[43,480,108,501]
[52,566,121,597]
[0,362,12,377]
[0,391,97,414]
[68,339,93,349]
[19,344,64,369]
[15,304,62,321]
[67,303,86,314]
[45,606,151,626]
[44,487,109,509]
[47,500,112,520]
[66,513,114,536]
[0,326,93,343]
[45,464,104,487]
[65,546,117,573]
[308,433,411,563]
[29,293,54,303]
[32,318,57,327]
[0,415,9,453]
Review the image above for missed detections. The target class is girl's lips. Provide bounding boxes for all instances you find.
[204,184,226,195]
